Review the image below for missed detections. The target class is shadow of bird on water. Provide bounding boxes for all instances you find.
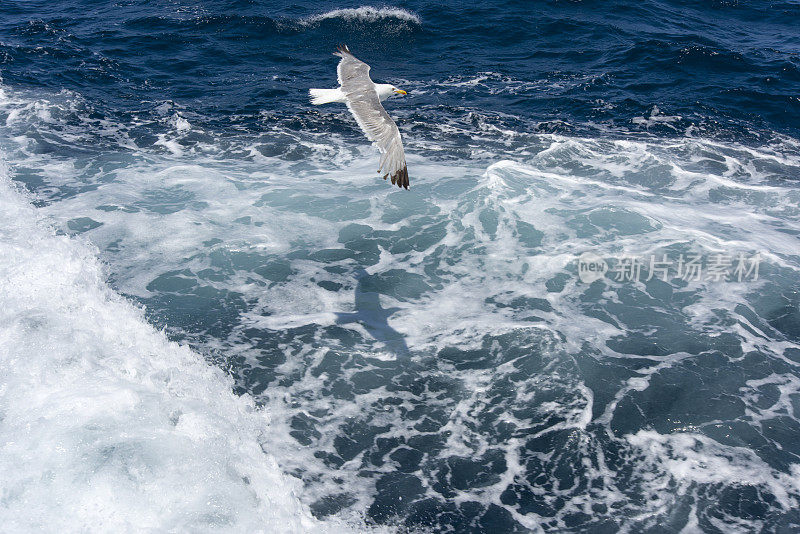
[334,268,409,356]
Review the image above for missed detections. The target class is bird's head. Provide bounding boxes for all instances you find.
[376,84,407,101]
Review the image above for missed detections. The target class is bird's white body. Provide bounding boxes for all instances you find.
[310,45,409,189]
[309,83,396,105]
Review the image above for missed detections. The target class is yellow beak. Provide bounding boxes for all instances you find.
[394,89,407,95]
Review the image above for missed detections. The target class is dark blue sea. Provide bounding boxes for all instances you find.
[1,1,800,532]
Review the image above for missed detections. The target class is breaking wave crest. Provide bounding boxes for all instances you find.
[304,6,421,25]
[0,161,357,533]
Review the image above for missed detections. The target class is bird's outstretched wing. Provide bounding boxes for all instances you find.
[334,45,409,189]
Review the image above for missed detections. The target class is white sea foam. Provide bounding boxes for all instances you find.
[0,163,356,532]
[627,430,800,511]
[304,6,420,25]
[632,105,682,129]
[3,79,800,530]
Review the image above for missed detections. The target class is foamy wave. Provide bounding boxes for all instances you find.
[627,431,800,510]
[0,162,352,532]
[5,76,800,530]
[305,6,420,25]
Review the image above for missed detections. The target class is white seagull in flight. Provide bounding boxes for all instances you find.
[309,45,410,189]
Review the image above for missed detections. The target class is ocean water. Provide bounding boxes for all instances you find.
[1,1,799,532]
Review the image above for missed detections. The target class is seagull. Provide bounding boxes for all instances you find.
[309,45,410,189]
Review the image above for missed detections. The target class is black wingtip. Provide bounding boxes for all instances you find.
[334,44,351,56]
[389,166,410,190]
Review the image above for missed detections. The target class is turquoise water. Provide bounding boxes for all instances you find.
[2,1,800,532]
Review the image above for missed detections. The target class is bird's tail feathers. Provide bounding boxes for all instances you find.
[309,88,343,105]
